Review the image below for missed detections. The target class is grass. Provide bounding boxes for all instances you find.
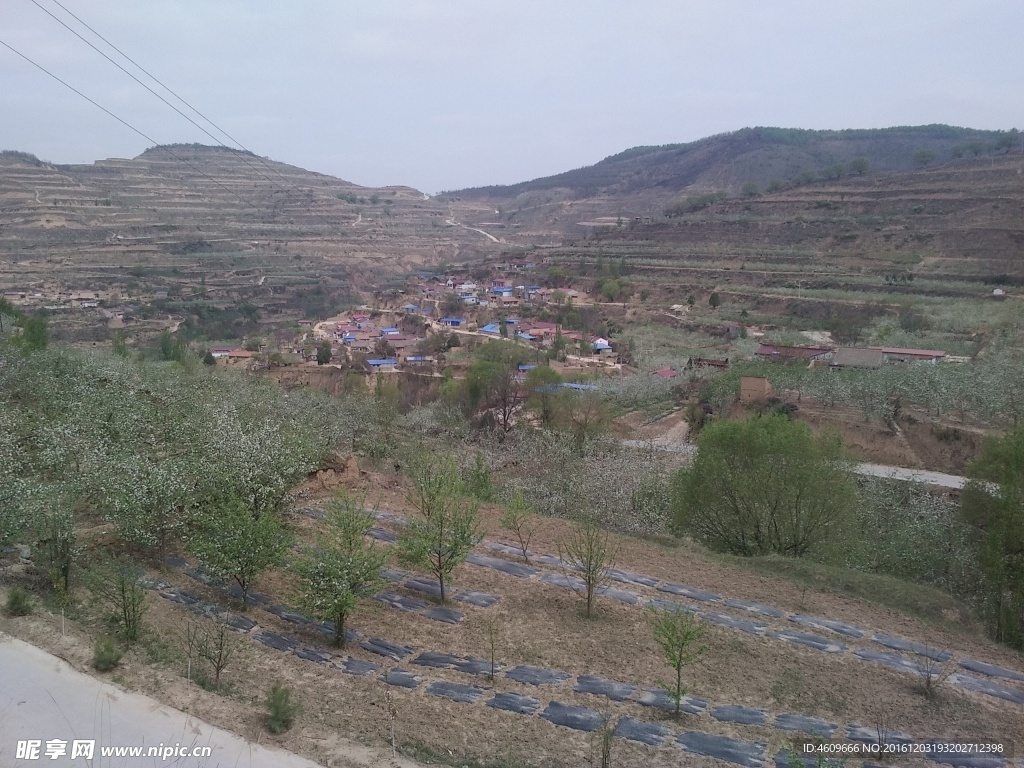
[4,587,33,617]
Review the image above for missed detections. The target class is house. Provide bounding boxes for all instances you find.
[867,346,946,364]
[405,355,435,366]
[209,346,236,359]
[740,377,773,402]
[226,349,256,361]
[401,304,420,312]
[365,359,398,372]
[498,295,521,307]
[440,317,464,327]
[830,347,884,369]
[379,327,400,336]
[592,338,613,356]
[755,344,833,362]
[480,323,502,335]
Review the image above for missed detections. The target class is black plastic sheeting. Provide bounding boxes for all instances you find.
[788,613,865,639]
[958,657,1024,683]
[466,552,540,578]
[538,701,606,732]
[613,717,672,746]
[252,632,298,653]
[872,633,952,662]
[724,598,786,619]
[383,668,420,689]
[771,713,837,738]
[702,612,769,635]
[846,724,914,745]
[487,692,540,715]
[657,583,721,602]
[426,681,485,704]
[505,665,570,686]
[711,705,768,726]
[635,688,708,715]
[676,731,766,768]
[768,628,846,654]
[360,637,412,661]
[948,673,1024,705]
[574,675,636,702]
[341,657,380,676]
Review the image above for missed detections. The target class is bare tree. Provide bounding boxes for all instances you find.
[647,604,706,717]
[500,490,539,564]
[558,520,618,617]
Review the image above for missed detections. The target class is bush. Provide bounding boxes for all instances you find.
[673,415,856,557]
[93,635,123,672]
[265,682,300,733]
[4,587,32,616]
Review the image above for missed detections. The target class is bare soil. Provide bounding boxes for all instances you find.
[3,467,1022,768]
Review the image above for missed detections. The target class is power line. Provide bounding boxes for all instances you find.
[0,36,265,215]
[29,0,311,199]
[36,0,364,230]
[43,0,241,147]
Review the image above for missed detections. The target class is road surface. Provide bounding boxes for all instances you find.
[0,636,320,768]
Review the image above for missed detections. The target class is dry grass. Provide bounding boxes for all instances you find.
[2,470,1022,767]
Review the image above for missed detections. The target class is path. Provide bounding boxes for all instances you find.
[444,216,500,243]
[0,635,319,768]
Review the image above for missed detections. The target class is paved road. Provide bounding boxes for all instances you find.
[621,439,969,489]
[0,636,321,768]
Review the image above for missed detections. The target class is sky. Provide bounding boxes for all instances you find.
[1,1,1022,193]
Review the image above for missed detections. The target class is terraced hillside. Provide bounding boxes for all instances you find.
[0,145,503,290]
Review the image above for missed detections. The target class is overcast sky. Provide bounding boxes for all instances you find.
[1,1,1022,193]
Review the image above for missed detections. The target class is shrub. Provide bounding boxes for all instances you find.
[4,587,32,617]
[93,635,123,672]
[265,682,300,733]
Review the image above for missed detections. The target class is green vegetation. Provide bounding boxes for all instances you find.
[558,519,619,617]
[4,587,32,617]
[648,604,707,717]
[673,416,856,557]
[90,558,149,642]
[188,495,292,608]
[264,682,301,733]
[398,456,482,602]
[960,429,1024,648]
[296,492,385,646]
[92,635,124,672]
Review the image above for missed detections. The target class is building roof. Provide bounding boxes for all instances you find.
[654,367,678,378]
[867,346,946,359]
[480,323,501,334]
[366,359,398,366]
[755,344,832,359]
[831,347,885,369]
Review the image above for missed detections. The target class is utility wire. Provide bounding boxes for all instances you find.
[44,0,245,149]
[36,0,366,230]
[0,36,265,215]
[30,0,305,198]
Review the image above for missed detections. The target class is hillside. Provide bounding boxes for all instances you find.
[447,125,1017,201]
[0,144,502,292]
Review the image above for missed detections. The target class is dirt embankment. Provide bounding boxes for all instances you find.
[783,400,984,474]
[263,365,361,397]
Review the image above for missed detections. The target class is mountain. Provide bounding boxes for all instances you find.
[0,144,502,283]
[446,125,1016,200]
